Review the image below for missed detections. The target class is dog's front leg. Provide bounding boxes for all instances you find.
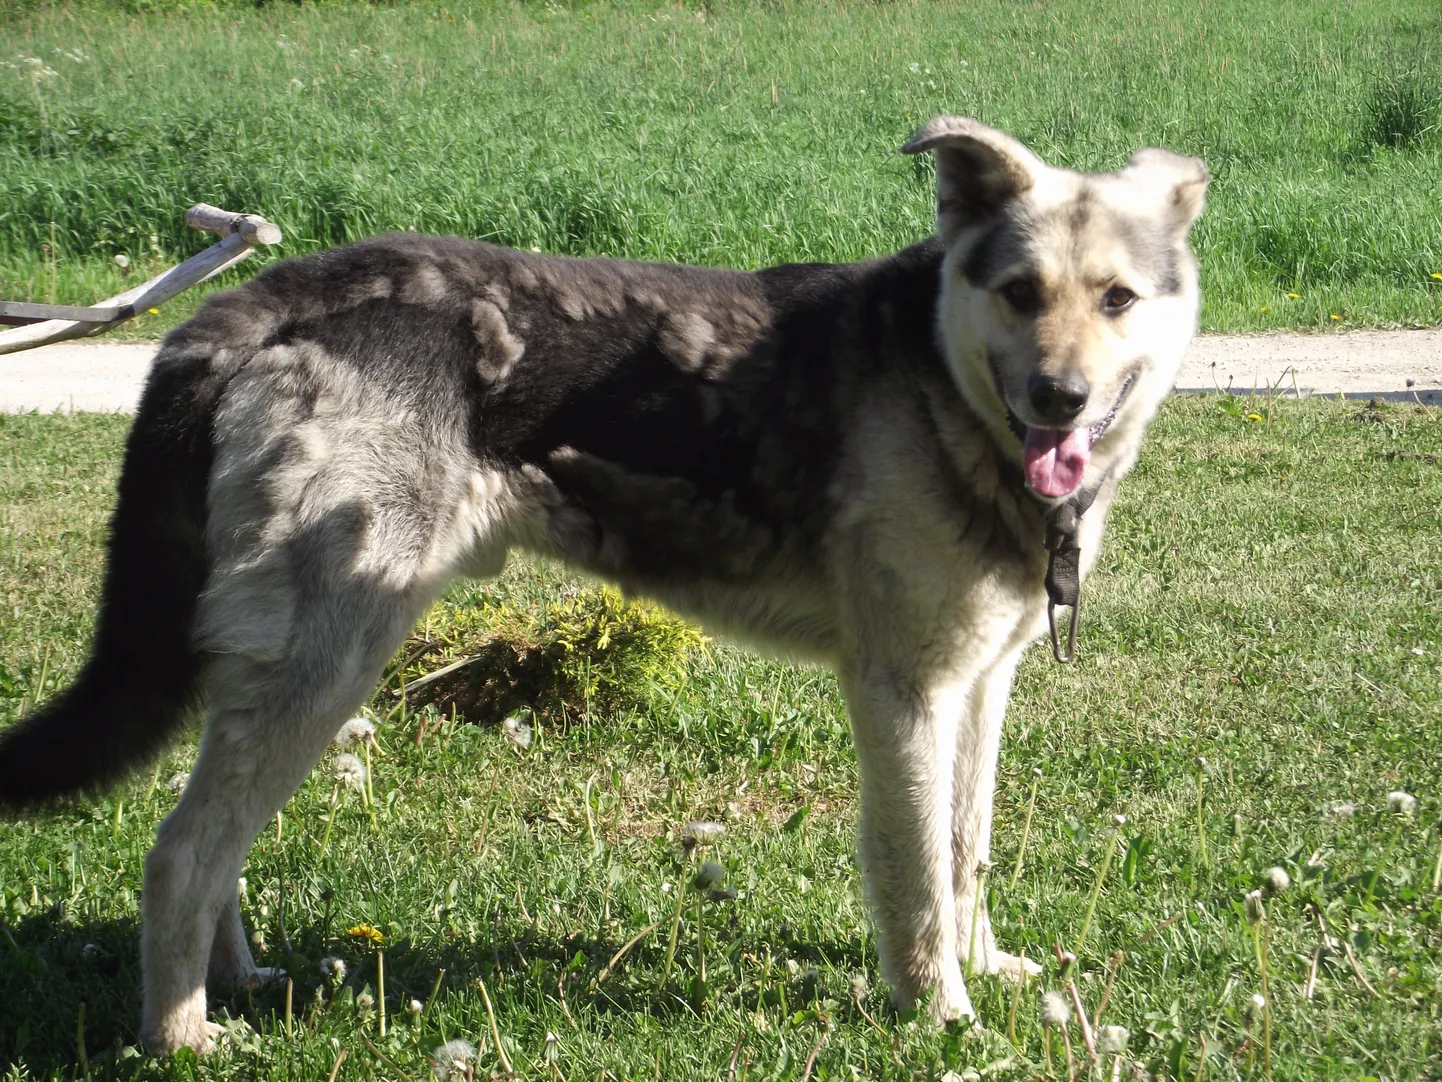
[952,647,1039,981]
[843,662,975,1023]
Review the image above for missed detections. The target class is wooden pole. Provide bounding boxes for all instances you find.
[0,205,281,356]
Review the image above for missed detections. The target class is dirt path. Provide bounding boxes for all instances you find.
[2,331,1439,413]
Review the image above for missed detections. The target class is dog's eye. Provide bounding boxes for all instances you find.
[998,279,1041,314]
[1103,286,1136,312]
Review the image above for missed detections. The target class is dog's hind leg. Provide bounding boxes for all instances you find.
[951,647,1041,982]
[208,890,265,989]
[140,570,447,1054]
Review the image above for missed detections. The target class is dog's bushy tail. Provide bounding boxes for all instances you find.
[0,353,219,812]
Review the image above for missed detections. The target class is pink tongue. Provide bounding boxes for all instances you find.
[1023,427,1090,498]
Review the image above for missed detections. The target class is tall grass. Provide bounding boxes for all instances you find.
[1,0,1441,333]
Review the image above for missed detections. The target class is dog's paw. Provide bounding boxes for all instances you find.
[929,989,979,1029]
[981,949,1043,984]
[144,1018,223,1057]
[898,975,976,1028]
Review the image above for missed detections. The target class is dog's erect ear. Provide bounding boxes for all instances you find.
[901,116,1045,242]
[1123,148,1209,236]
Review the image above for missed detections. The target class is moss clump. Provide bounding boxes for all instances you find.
[405,587,704,727]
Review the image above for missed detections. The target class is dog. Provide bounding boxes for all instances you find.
[0,116,1206,1053]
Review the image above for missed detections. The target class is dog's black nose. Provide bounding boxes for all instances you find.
[1027,373,1089,424]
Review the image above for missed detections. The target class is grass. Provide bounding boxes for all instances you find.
[1,395,1440,1080]
[2,0,1442,336]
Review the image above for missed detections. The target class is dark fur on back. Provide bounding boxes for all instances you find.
[0,233,953,808]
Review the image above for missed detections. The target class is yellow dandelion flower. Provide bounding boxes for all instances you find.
[346,923,384,944]
[1330,313,1340,321]
[147,307,159,315]
[1286,292,1300,299]
[1259,306,1270,313]
[1246,412,1264,422]
[1431,273,1442,280]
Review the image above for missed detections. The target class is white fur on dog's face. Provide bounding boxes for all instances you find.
[903,118,1208,494]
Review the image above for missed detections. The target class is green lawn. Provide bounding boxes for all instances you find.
[1,397,1439,1081]
[2,0,1442,336]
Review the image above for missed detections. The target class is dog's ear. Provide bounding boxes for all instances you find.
[901,116,1045,242]
[1123,148,1209,236]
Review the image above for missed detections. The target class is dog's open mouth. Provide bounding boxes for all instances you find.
[1004,375,1134,499]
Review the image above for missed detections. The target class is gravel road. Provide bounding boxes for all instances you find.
[2,331,1438,413]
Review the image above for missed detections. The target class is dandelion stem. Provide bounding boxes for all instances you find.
[76,1001,87,1077]
[694,886,707,1004]
[655,858,691,995]
[363,741,378,832]
[1432,833,1442,894]
[1074,826,1123,958]
[421,967,446,1027]
[1005,949,1027,1046]
[317,784,341,860]
[476,975,514,1074]
[1364,820,1405,906]
[1009,770,1041,890]
[1250,906,1273,1082]
[1195,770,1208,867]
[584,773,599,850]
[376,949,386,1038]
[284,976,293,1037]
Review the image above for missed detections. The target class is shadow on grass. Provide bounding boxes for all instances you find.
[0,907,872,1076]
[0,912,143,1075]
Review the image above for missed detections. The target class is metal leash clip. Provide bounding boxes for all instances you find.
[1048,598,1080,664]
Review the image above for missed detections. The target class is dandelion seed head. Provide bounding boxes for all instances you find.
[333,752,367,787]
[334,717,376,747]
[682,821,726,847]
[850,972,869,997]
[1247,992,1266,1019]
[1263,866,1290,896]
[166,772,189,793]
[1387,790,1417,816]
[1040,990,1071,1028]
[693,860,725,890]
[501,715,532,751]
[113,253,130,269]
[1244,889,1265,925]
[319,956,347,982]
[1098,1024,1130,1053]
[431,1039,476,1082]
[355,991,374,1011]
[1112,813,1127,828]
[408,998,423,1014]
[1328,801,1356,819]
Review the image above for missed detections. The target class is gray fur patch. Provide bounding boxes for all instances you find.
[470,298,525,382]
[658,312,716,372]
[399,263,451,306]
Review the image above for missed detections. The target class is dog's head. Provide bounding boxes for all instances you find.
[902,116,1208,500]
